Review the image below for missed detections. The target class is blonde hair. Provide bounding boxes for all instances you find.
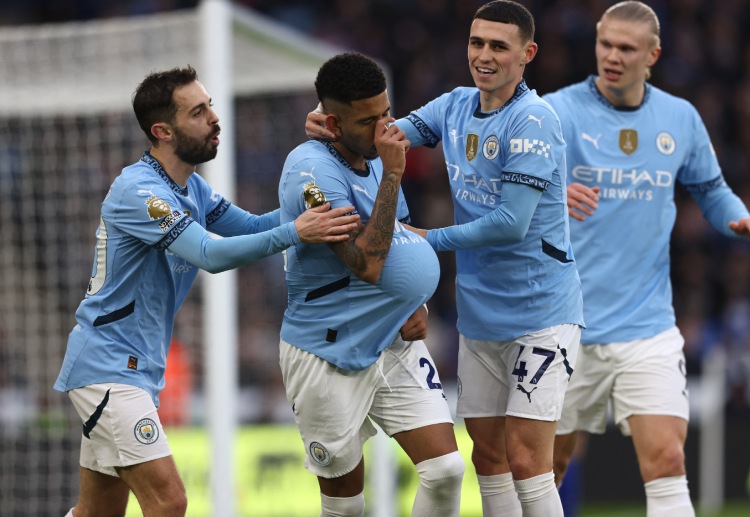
[598,1,660,78]
[600,1,660,47]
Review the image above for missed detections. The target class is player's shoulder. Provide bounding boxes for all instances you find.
[646,83,699,115]
[285,140,343,170]
[433,86,477,107]
[510,88,562,131]
[109,159,165,199]
[543,78,591,111]
[282,141,351,194]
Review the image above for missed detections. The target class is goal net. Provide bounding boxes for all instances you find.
[0,4,338,515]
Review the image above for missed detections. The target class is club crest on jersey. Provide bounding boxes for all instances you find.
[656,132,676,155]
[619,129,638,155]
[465,134,479,162]
[482,135,499,160]
[303,181,326,209]
[145,195,172,220]
[310,441,331,466]
[134,418,159,444]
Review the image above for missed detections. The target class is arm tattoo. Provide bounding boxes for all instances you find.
[330,171,401,281]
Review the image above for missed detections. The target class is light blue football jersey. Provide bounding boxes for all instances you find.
[399,82,584,341]
[545,76,749,344]
[279,141,440,370]
[54,152,284,406]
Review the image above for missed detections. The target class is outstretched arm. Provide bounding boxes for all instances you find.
[426,182,542,251]
[169,204,359,273]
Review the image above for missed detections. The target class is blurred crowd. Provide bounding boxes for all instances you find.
[2,0,750,418]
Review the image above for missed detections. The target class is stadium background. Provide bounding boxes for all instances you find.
[1,0,749,515]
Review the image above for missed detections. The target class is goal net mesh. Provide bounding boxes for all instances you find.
[0,7,329,516]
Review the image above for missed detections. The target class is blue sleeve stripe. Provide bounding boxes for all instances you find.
[155,217,193,251]
[206,198,231,226]
[406,114,440,148]
[501,172,550,191]
[682,175,725,194]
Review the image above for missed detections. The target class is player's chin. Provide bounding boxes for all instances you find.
[364,148,379,160]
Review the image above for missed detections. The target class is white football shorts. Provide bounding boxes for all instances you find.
[68,383,171,477]
[456,324,581,421]
[556,326,690,436]
[279,336,454,479]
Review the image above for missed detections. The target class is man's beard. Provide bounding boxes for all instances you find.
[173,125,219,165]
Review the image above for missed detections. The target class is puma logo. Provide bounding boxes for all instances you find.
[516,384,538,403]
[449,128,464,146]
[352,184,372,199]
[299,168,316,180]
[528,114,545,127]
[582,132,601,150]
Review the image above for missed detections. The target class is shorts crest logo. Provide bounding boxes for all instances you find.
[309,441,331,466]
[134,418,159,444]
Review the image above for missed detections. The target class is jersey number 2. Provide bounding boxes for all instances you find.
[419,357,442,390]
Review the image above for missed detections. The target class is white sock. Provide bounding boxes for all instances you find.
[477,472,521,517]
[513,471,563,517]
[65,509,74,517]
[319,492,365,517]
[645,475,695,517]
[412,451,465,517]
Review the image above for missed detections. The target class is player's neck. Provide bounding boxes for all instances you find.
[477,80,518,112]
[595,77,645,108]
[149,147,193,187]
[332,142,366,171]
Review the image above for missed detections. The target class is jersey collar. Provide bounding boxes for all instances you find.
[322,142,372,178]
[140,151,189,197]
[473,80,529,119]
[587,75,651,112]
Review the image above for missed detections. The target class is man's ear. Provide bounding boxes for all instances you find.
[324,114,342,138]
[151,123,173,143]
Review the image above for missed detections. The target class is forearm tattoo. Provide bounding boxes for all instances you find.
[333,172,401,278]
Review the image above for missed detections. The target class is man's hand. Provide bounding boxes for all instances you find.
[567,183,600,221]
[375,117,409,177]
[294,203,360,243]
[729,217,750,238]
[400,305,428,341]
[402,223,427,239]
[305,104,337,142]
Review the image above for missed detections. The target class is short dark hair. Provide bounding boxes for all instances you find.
[315,52,386,106]
[132,65,198,144]
[474,1,535,43]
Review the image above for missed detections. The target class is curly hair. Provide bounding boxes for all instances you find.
[315,52,386,106]
[132,65,198,144]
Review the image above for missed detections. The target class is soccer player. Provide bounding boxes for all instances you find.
[54,66,360,517]
[543,2,750,516]
[306,2,582,516]
[278,52,464,517]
